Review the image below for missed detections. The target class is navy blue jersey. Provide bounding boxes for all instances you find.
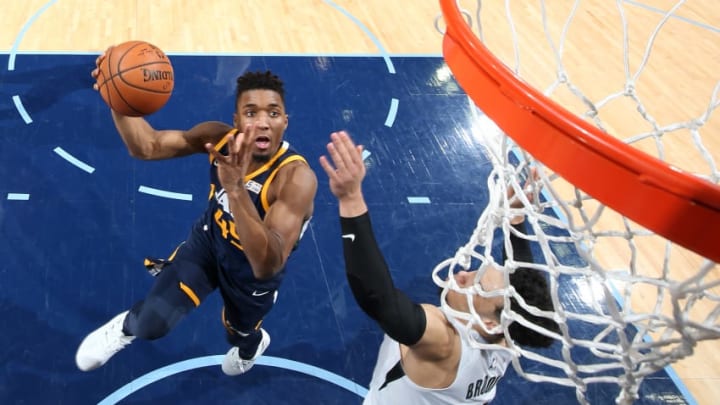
[204,129,310,292]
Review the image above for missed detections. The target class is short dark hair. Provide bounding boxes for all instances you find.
[235,70,285,104]
[507,268,559,348]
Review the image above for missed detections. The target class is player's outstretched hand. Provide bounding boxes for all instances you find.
[319,131,365,201]
[508,167,540,224]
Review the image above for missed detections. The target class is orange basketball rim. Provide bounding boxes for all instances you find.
[439,0,720,263]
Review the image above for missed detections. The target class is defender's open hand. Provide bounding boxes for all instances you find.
[319,131,365,201]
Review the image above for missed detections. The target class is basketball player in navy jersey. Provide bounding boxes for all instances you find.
[320,132,559,404]
[75,49,317,376]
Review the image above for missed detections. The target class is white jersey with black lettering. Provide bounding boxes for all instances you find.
[363,318,512,405]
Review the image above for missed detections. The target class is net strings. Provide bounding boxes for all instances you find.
[434,1,720,404]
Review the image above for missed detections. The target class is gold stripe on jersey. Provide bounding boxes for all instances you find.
[244,141,291,181]
[260,155,309,211]
[179,282,200,307]
[167,243,183,261]
[221,307,230,332]
[207,128,239,164]
[222,307,265,335]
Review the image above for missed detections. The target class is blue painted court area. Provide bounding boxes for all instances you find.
[0,54,691,404]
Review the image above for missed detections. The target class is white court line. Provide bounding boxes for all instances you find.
[98,355,367,404]
[407,196,431,204]
[12,95,32,124]
[0,50,443,58]
[624,0,720,33]
[7,0,58,71]
[138,186,193,201]
[53,147,95,173]
[385,98,399,127]
[7,193,30,200]
[324,0,396,74]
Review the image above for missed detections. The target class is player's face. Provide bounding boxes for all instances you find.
[450,268,505,331]
[234,89,289,162]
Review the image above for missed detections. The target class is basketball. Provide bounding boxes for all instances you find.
[96,40,174,117]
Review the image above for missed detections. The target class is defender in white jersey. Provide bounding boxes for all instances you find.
[365,321,513,404]
[320,132,559,404]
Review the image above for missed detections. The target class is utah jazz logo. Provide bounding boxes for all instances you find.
[214,188,232,214]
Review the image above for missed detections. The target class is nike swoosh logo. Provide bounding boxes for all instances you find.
[252,290,270,296]
[342,234,355,242]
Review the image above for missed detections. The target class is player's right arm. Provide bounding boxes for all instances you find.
[92,46,231,160]
[110,113,231,160]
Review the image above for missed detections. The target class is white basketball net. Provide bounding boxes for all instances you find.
[433,1,720,404]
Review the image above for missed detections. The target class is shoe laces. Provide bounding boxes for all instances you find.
[104,318,133,353]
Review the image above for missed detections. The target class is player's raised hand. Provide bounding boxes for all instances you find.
[206,124,256,194]
[508,166,540,224]
[319,131,365,201]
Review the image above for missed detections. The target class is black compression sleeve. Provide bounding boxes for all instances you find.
[504,222,534,264]
[340,212,427,346]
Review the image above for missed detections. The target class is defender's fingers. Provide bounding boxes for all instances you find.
[522,167,538,186]
[523,167,539,196]
[326,136,347,171]
[335,132,361,168]
[319,155,337,178]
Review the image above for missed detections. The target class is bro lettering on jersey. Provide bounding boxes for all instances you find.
[465,375,500,400]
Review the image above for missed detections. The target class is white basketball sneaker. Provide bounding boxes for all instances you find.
[75,311,136,371]
[222,328,270,376]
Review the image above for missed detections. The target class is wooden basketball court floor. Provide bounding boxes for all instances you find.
[1,1,717,404]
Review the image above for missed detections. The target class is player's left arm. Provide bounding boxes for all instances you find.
[505,167,538,263]
[237,162,317,280]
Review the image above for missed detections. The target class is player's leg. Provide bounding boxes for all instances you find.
[220,288,278,376]
[123,256,216,340]
[75,221,217,371]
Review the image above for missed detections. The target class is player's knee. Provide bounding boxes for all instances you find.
[133,311,172,340]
